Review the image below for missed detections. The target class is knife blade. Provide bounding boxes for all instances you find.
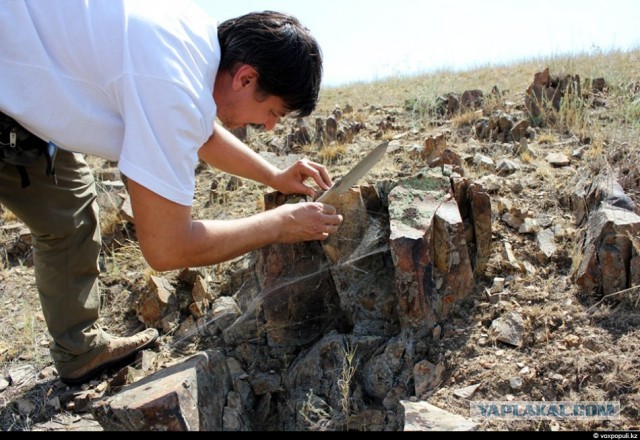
[316,141,389,203]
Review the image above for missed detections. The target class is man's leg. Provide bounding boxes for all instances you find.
[0,149,157,384]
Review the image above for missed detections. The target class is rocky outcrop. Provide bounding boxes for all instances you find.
[525,67,607,125]
[95,167,491,431]
[572,173,640,297]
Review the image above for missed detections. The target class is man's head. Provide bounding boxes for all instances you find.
[217,11,323,120]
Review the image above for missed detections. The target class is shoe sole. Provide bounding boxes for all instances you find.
[60,333,158,387]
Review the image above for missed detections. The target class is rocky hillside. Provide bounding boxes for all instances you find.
[1,51,639,431]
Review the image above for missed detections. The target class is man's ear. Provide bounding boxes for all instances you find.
[231,64,258,91]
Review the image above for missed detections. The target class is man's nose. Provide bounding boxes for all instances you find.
[264,116,279,131]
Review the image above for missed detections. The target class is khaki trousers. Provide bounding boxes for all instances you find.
[0,149,108,376]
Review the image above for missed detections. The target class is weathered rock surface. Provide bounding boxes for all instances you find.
[92,350,230,431]
[93,167,491,431]
[572,173,640,296]
[400,401,478,431]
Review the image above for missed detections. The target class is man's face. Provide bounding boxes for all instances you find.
[218,90,288,131]
[214,65,289,131]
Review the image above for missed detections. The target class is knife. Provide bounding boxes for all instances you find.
[316,141,389,203]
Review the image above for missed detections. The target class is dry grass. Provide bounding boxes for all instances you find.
[338,342,358,430]
[1,47,640,431]
[300,390,333,431]
[321,47,640,205]
[317,143,349,165]
[321,48,639,118]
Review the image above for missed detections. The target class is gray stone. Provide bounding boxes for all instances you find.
[8,364,36,388]
[536,228,558,260]
[413,360,445,396]
[575,205,640,296]
[282,333,382,431]
[400,401,478,431]
[453,383,481,399]
[546,153,571,167]
[490,312,526,348]
[496,159,522,176]
[255,239,342,349]
[250,372,282,395]
[210,296,241,332]
[509,377,523,390]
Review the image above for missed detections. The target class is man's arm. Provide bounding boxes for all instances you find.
[126,121,345,271]
[126,178,341,271]
[198,122,333,196]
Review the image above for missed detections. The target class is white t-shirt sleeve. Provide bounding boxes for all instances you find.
[111,1,219,207]
[115,73,214,207]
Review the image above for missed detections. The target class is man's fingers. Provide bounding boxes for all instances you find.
[300,160,332,190]
[320,203,337,215]
[312,163,333,189]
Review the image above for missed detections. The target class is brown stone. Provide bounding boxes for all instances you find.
[413,360,445,396]
[510,120,530,142]
[423,133,447,164]
[92,351,231,431]
[326,116,338,142]
[460,90,483,110]
[432,200,474,311]
[321,187,370,264]
[574,206,640,296]
[469,183,492,275]
[388,170,476,336]
[631,249,640,288]
[192,275,213,302]
[389,183,440,335]
[136,276,177,327]
[255,240,342,348]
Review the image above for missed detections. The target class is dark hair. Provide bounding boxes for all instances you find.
[217,11,323,117]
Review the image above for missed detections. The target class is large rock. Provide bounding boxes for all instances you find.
[102,169,492,431]
[574,205,640,296]
[254,240,344,349]
[400,401,478,431]
[525,68,582,124]
[388,170,477,337]
[572,173,640,296]
[322,186,400,337]
[91,350,231,431]
[282,333,384,431]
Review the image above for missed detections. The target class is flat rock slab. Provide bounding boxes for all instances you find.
[400,401,478,431]
[91,350,231,431]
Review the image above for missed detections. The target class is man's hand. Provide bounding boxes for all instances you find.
[271,201,343,242]
[271,159,333,197]
[126,177,343,271]
[199,124,334,198]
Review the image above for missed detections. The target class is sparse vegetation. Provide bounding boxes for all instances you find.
[1,48,639,431]
[338,342,358,430]
[317,143,348,165]
[300,389,333,431]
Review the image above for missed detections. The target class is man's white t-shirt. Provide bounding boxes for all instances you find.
[0,0,220,206]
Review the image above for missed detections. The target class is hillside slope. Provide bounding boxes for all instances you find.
[1,49,639,431]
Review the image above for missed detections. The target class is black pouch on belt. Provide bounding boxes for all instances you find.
[0,112,57,188]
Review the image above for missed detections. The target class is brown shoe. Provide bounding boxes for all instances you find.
[59,328,159,386]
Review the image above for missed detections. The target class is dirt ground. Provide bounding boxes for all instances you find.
[1,70,639,432]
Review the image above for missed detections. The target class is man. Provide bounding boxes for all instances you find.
[0,0,343,386]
